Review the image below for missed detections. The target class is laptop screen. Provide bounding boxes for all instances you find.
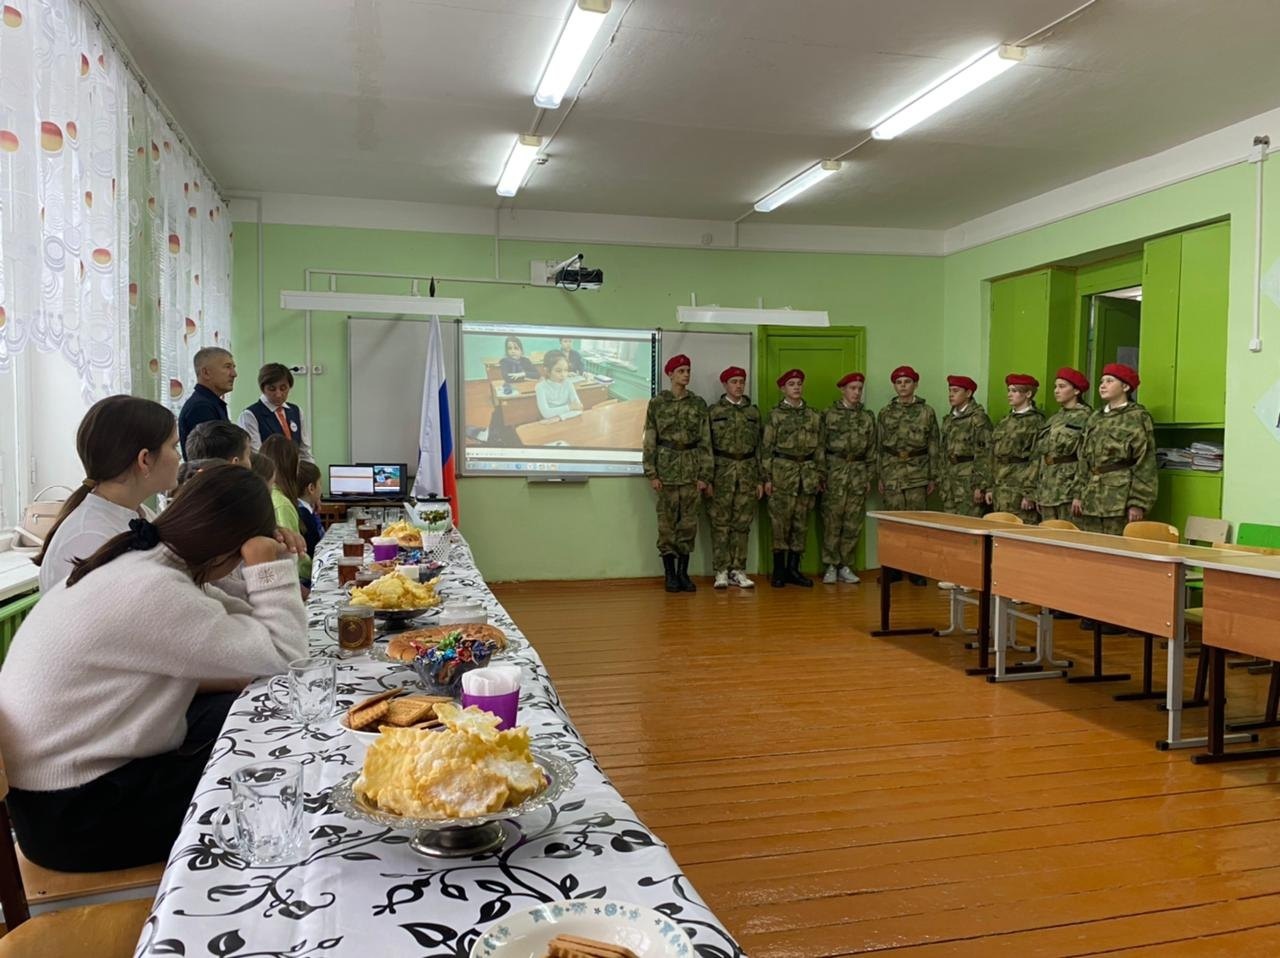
[328,464,375,497]
[369,464,406,496]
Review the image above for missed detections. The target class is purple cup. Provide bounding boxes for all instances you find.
[371,536,398,563]
[461,690,519,731]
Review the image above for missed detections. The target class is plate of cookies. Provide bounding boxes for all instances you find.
[340,688,456,744]
[471,900,694,958]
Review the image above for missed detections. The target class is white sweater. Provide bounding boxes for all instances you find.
[38,493,154,593]
[0,548,308,791]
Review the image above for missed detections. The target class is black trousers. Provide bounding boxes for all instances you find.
[8,691,237,872]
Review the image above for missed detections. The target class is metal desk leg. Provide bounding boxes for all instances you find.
[871,567,933,637]
[988,599,1065,683]
[1192,646,1273,763]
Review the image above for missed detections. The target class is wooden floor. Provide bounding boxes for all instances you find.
[493,573,1280,957]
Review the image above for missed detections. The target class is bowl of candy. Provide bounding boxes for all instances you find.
[411,632,497,697]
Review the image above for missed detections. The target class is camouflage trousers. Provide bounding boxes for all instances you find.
[1038,503,1074,522]
[769,490,814,552]
[1079,514,1126,536]
[939,468,984,517]
[881,486,929,511]
[820,480,868,567]
[709,468,755,571]
[992,489,1039,525]
[655,483,700,555]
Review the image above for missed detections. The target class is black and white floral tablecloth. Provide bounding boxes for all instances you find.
[134,524,743,958]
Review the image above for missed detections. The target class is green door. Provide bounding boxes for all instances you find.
[1140,234,1182,422]
[759,328,867,574]
[1091,296,1141,390]
[1174,222,1229,424]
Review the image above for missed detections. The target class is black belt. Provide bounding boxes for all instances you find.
[882,447,928,461]
[658,439,698,451]
[1044,454,1078,465]
[826,450,868,462]
[714,450,754,461]
[775,451,815,462]
[1092,458,1137,475]
[997,456,1030,464]
[948,454,975,464]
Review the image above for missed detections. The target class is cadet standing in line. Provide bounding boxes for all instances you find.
[761,369,824,589]
[938,374,991,517]
[708,365,762,590]
[877,365,940,585]
[987,373,1046,523]
[819,372,877,585]
[1072,363,1157,535]
[1033,367,1092,522]
[642,354,713,593]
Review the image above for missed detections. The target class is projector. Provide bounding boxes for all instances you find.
[548,253,603,290]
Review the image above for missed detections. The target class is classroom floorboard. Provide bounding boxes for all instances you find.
[492,573,1280,957]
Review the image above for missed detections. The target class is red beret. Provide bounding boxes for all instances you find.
[1055,366,1089,393]
[663,354,691,376]
[837,372,865,388]
[719,365,746,384]
[889,365,919,383]
[947,374,977,393]
[1102,362,1140,390]
[776,368,805,388]
[1005,373,1039,389]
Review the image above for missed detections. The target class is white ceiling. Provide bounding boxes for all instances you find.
[98,0,1280,229]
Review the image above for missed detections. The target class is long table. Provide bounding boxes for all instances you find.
[134,524,742,957]
[987,526,1250,750]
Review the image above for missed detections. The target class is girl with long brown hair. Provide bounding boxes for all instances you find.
[0,465,308,872]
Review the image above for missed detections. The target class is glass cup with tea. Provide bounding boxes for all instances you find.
[337,557,362,586]
[326,604,375,657]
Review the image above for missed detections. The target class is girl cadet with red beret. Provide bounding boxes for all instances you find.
[819,372,877,584]
[1072,363,1157,534]
[938,374,992,517]
[708,366,763,589]
[1032,367,1092,521]
[987,373,1046,523]
[762,369,824,588]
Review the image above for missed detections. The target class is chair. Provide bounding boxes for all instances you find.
[0,898,152,957]
[1039,519,1078,531]
[482,359,503,382]
[983,512,1023,525]
[1238,522,1280,549]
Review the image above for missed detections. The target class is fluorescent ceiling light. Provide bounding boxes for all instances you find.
[280,290,466,317]
[534,0,611,109]
[496,134,543,198]
[871,44,1025,141]
[754,160,841,214]
[677,305,830,328]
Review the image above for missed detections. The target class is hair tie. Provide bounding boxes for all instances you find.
[128,517,161,550]
[82,478,97,490]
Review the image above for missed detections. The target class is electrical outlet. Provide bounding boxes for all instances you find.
[530,260,552,286]
[290,365,308,376]
[311,364,325,375]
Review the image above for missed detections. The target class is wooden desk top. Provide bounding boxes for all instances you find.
[868,511,1003,535]
[988,526,1247,564]
[515,399,647,447]
[490,376,607,401]
[1196,554,1280,580]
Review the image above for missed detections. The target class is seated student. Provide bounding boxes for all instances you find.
[186,420,253,466]
[36,396,181,592]
[257,435,309,592]
[296,460,325,589]
[498,336,541,382]
[0,465,307,871]
[534,349,584,421]
[176,458,225,486]
[559,337,585,375]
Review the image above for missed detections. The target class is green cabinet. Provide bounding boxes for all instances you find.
[987,267,1075,415]
[1139,222,1229,425]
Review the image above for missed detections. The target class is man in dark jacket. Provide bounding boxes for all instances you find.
[178,347,236,456]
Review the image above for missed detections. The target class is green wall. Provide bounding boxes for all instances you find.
[229,224,944,580]
[942,161,1280,530]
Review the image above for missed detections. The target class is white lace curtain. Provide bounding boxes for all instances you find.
[0,0,231,407]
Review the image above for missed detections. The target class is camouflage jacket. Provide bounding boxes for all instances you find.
[821,401,877,489]
[1032,404,1092,506]
[709,395,762,485]
[642,390,712,485]
[877,398,940,491]
[1078,401,1158,517]
[761,400,824,495]
[940,402,993,493]
[991,405,1046,498]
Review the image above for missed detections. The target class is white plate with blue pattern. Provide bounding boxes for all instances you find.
[471,899,694,958]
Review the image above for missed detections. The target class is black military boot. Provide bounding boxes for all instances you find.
[786,551,813,587]
[771,550,788,588]
[676,554,696,592]
[662,554,680,593]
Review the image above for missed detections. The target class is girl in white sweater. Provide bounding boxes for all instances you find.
[0,465,308,872]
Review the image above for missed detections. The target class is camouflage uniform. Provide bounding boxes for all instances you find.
[708,395,761,572]
[991,405,1046,523]
[761,400,824,551]
[642,390,712,554]
[819,401,877,567]
[877,398,940,510]
[1032,404,1091,521]
[1077,401,1157,535]
[939,402,992,517]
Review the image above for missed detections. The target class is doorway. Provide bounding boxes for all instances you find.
[1087,286,1142,391]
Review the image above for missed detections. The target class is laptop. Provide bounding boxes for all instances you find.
[328,464,376,498]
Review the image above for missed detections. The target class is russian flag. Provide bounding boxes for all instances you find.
[413,316,459,523]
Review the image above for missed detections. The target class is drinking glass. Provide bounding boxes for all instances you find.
[269,656,336,726]
[214,760,305,865]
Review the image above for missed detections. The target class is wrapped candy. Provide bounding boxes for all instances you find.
[411,631,496,696]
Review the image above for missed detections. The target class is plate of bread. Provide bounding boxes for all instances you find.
[471,900,695,958]
[373,623,509,664]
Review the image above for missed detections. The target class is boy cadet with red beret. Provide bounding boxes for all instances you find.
[939,374,992,517]
[1032,367,1092,521]
[987,373,1046,523]
[643,355,713,592]
[761,369,824,588]
[877,366,940,585]
[819,372,877,584]
[1073,363,1157,535]
[708,366,762,589]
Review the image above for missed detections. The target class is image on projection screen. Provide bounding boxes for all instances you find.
[460,322,656,477]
